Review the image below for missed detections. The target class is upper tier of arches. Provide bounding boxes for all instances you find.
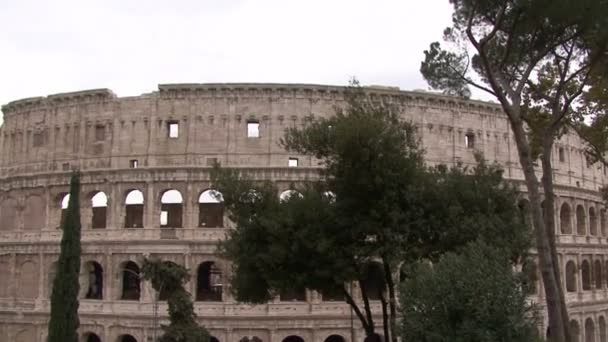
[0,84,604,194]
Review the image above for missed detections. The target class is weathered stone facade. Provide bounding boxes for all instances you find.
[0,83,606,342]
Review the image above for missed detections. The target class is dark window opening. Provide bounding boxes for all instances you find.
[465,132,475,149]
[199,190,224,228]
[121,262,140,300]
[566,261,577,292]
[85,333,102,342]
[279,287,306,302]
[582,260,591,291]
[559,147,565,162]
[129,159,138,168]
[85,262,103,300]
[196,262,223,301]
[119,335,138,342]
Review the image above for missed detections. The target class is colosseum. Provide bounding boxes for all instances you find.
[0,83,606,342]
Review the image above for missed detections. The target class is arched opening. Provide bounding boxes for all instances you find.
[61,193,71,227]
[118,335,137,342]
[83,332,102,342]
[91,192,108,229]
[279,189,302,202]
[279,287,306,302]
[210,337,220,342]
[198,190,224,228]
[24,195,46,230]
[599,316,606,342]
[582,260,591,291]
[161,189,183,228]
[523,260,538,294]
[560,203,572,234]
[83,261,103,299]
[324,335,345,342]
[571,320,580,342]
[590,207,598,236]
[0,198,17,231]
[595,260,603,289]
[282,336,305,342]
[577,205,586,235]
[362,262,386,300]
[196,261,223,301]
[585,318,595,342]
[125,190,144,228]
[566,261,577,292]
[120,261,140,300]
[240,337,263,342]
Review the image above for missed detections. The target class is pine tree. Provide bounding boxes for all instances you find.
[48,172,82,342]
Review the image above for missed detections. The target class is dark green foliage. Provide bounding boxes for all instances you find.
[213,84,532,342]
[48,172,82,342]
[141,258,210,342]
[400,241,540,342]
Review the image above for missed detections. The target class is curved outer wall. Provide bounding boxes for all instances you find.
[0,83,606,342]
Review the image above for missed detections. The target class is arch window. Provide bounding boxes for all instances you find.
[119,335,137,342]
[279,287,307,302]
[91,192,108,229]
[120,261,140,300]
[595,260,603,289]
[324,336,345,342]
[210,337,220,342]
[83,261,103,299]
[571,320,580,342]
[599,316,606,342]
[582,260,591,291]
[566,261,577,292]
[240,337,263,342]
[362,262,386,300]
[283,336,305,342]
[160,190,183,228]
[125,190,144,228]
[577,205,586,235]
[560,203,572,234]
[60,193,71,227]
[196,261,223,301]
[198,190,224,228]
[83,332,101,342]
[590,207,598,236]
[585,318,595,342]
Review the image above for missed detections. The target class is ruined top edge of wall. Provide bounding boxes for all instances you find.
[1,89,116,116]
[1,83,502,117]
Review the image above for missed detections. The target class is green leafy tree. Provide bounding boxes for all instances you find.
[213,85,530,342]
[420,1,608,340]
[400,241,540,342]
[141,258,210,342]
[48,172,82,342]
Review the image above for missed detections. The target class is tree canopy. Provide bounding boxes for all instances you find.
[400,241,540,342]
[141,258,210,342]
[213,85,531,342]
[421,1,608,340]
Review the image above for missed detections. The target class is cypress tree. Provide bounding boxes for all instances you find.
[48,172,82,342]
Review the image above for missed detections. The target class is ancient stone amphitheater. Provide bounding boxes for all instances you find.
[0,83,606,342]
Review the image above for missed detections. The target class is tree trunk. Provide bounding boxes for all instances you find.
[509,119,569,342]
[382,258,398,342]
[541,133,571,341]
[379,292,390,342]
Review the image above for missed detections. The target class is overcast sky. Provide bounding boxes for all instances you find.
[0,0,462,124]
